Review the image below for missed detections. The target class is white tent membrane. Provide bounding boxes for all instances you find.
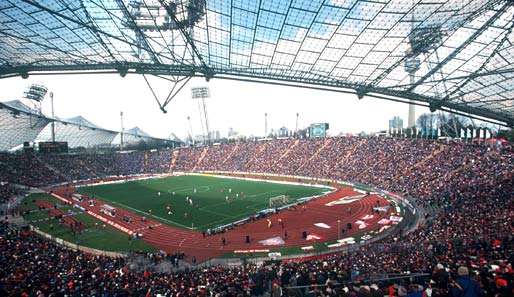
[0,100,175,151]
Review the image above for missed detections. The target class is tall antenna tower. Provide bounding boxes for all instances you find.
[405,4,420,128]
[405,0,443,127]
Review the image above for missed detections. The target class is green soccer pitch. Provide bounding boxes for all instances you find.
[77,174,331,231]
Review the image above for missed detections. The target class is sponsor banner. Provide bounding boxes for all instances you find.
[361,234,372,241]
[314,222,331,229]
[301,246,314,251]
[327,242,345,248]
[268,252,281,259]
[390,215,403,222]
[86,210,133,235]
[337,237,356,244]
[234,249,270,254]
[373,206,389,212]
[258,237,285,246]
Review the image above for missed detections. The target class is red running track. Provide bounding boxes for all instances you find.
[53,187,394,263]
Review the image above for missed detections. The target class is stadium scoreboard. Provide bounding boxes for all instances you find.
[309,123,329,138]
[38,141,68,153]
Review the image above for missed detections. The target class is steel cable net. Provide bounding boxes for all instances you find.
[0,100,172,151]
[0,107,49,151]
[0,0,513,124]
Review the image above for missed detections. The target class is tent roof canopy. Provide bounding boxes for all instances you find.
[0,0,513,125]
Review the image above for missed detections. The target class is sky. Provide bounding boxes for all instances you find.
[0,73,426,140]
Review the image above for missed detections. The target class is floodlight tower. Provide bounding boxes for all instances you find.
[23,84,47,114]
[120,111,124,150]
[187,115,194,145]
[191,87,210,144]
[50,92,55,142]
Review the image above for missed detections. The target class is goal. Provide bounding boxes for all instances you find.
[269,195,290,208]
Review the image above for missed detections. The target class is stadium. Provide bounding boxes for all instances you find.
[0,0,513,296]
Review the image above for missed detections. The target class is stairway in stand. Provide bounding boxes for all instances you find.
[275,139,299,165]
[221,142,239,166]
[169,150,179,173]
[193,147,209,171]
[297,138,332,171]
[332,138,365,170]
[34,154,68,182]
[395,143,446,180]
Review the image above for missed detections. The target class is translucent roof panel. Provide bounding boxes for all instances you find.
[0,100,174,151]
[0,106,49,151]
[35,123,117,148]
[0,0,513,124]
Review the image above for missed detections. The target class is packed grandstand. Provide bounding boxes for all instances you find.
[1,137,513,296]
[2,0,514,295]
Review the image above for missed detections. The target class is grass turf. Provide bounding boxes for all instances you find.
[77,174,330,231]
[21,193,156,253]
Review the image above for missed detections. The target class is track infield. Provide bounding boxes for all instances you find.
[76,174,331,231]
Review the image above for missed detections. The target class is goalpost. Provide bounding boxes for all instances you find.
[269,195,290,208]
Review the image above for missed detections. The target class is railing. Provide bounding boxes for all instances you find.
[283,272,431,291]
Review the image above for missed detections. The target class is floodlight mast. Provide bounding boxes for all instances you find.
[50,92,55,142]
[295,113,299,136]
[23,84,48,114]
[187,116,194,145]
[120,111,124,150]
[191,87,210,144]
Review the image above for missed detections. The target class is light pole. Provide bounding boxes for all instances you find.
[264,113,268,138]
[120,111,124,150]
[191,87,210,144]
[50,92,55,142]
[295,112,299,136]
[337,219,341,240]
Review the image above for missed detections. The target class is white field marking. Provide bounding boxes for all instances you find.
[186,172,336,191]
[197,207,232,219]
[105,200,194,230]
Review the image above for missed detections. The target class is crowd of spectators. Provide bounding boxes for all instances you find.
[0,182,19,204]
[0,137,512,296]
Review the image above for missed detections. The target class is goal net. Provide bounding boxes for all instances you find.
[269,195,289,208]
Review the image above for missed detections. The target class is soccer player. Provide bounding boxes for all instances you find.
[157,191,161,197]
[267,218,272,229]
